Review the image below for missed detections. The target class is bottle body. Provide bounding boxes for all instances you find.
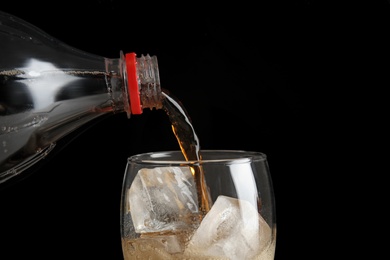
[0,60,121,182]
[0,11,163,183]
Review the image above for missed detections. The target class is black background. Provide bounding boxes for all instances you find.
[1,1,387,259]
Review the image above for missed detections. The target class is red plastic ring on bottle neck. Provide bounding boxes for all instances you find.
[125,52,142,115]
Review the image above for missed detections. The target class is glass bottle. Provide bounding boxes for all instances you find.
[0,10,164,184]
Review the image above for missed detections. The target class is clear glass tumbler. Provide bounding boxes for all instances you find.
[120,150,276,260]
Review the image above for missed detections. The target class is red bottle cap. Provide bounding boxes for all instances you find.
[125,52,142,115]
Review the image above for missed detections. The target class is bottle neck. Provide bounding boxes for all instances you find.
[105,52,163,118]
[133,53,163,111]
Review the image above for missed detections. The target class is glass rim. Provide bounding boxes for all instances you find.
[128,150,267,165]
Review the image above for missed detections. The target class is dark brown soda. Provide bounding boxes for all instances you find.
[161,90,211,215]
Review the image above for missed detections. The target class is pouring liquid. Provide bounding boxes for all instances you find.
[161,90,212,215]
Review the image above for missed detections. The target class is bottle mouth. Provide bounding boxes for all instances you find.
[124,52,163,116]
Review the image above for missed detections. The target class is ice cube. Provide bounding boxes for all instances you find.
[128,166,200,234]
[186,195,272,260]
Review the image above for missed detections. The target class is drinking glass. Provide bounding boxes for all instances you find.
[120,150,276,259]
